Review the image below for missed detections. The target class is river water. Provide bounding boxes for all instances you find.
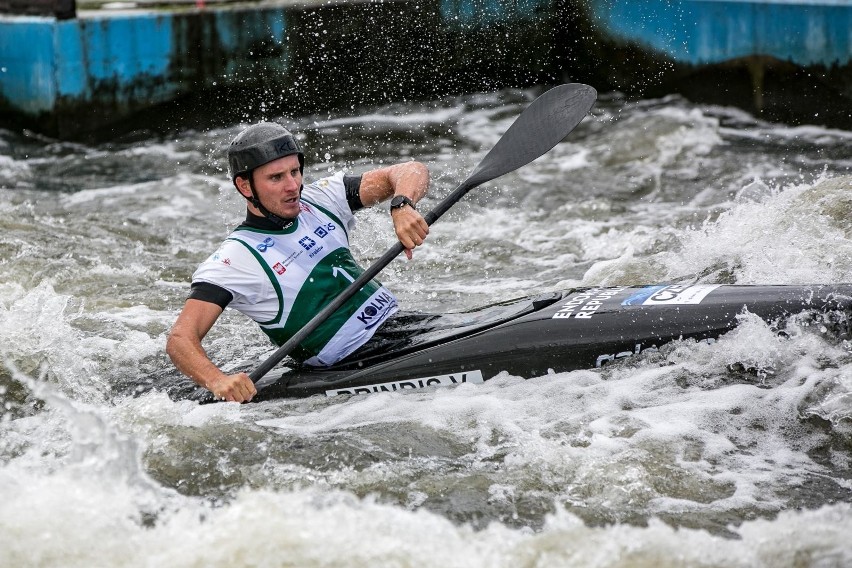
[2,87,852,566]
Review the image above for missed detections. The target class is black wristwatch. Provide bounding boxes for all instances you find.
[390,195,415,212]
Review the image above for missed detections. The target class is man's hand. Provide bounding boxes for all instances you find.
[208,372,257,403]
[167,299,258,403]
[391,205,429,259]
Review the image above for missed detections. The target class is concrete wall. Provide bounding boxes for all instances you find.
[0,6,294,136]
[1,0,851,139]
[0,0,562,137]
[572,0,852,127]
[586,0,852,66]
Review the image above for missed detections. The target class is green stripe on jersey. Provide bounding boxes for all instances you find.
[261,247,382,360]
[226,237,284,325]
[301,196,349,241]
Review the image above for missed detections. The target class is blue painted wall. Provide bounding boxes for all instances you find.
[586,0,852,66]
[2,0,852,136]
[58,15,174,100]
[0,8,290,131]
[0,17,57,114]
[0,14,178,113]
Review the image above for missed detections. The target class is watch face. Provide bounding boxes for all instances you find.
[391,195,411,209]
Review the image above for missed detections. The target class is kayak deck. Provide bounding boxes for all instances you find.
[239,284,852,401]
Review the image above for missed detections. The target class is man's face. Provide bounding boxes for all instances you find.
[242,154,303,219]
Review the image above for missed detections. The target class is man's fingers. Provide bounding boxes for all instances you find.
[238,375,257,402]
[399,226,428,248]
[213,373,256,403]
[417,217,429,236]
[231,380,255,403]
[394,210,428,241]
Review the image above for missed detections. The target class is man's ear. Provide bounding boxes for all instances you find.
[234,175,252,199]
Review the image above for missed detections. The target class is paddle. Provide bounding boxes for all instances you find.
[248,83,597,383]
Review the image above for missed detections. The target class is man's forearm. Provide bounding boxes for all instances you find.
[387,161,429,203]
[166,335,229,390]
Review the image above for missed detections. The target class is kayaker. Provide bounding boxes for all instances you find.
[166,121,430,402]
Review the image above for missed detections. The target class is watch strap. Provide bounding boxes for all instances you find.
[390,195,415,211]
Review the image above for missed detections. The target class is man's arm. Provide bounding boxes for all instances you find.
[166,299,257,402]
[359,161,430,260]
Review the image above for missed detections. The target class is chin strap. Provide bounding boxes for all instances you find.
[245,174,297,229]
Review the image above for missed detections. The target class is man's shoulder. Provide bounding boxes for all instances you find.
[191,236,271,301]
[303,171,347,200]
[301,171,355,226]
[195,236,262,273]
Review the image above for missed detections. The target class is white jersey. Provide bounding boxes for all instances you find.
[192,172,398,366]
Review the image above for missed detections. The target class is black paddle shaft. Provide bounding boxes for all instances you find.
[249,83,597,383]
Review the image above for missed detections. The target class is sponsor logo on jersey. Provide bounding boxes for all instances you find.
[256,237,275,253]
[356,291,397,329]
[300,202,313,214]
[314,223,336,239]
[281,250,303,267]
[299,236,317,250]
[325,370,485,396]
[273,262,286,275]
[211,251,232,266]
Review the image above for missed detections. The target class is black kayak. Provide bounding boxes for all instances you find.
[246,283,852,400]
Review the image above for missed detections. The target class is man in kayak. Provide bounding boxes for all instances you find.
[166,121,430,402]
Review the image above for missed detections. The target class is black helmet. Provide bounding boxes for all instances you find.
[227,122,304,181]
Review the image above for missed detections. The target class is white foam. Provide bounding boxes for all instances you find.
[1,465,850,567]
[3,91,852,566]
[0,282,110,403]
[581,175,852,285]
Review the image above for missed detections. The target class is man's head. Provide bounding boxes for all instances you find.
[228,122,304,184]
[227,122,305,226]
